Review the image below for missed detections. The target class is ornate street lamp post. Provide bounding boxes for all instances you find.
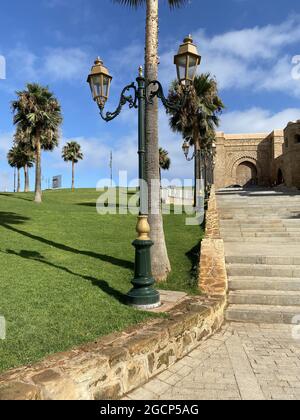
[87,36,200,309]
[182,140,202,208]
[211,142,217,185]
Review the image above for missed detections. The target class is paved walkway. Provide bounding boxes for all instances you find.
[125,323,300,400]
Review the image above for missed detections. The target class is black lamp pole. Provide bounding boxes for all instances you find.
[87,36,201,310]
[95,68,185,309]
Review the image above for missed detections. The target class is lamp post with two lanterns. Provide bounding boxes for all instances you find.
[182,140,202,208]
[182,139,217,205]
[87,36,201,309]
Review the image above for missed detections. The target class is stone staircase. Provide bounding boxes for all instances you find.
[217,187,300,324]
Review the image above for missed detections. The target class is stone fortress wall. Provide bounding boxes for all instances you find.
[214,121,300,190]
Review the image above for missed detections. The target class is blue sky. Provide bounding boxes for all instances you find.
[0,0,300,191]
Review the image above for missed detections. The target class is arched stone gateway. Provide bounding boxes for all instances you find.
[277,168,284,185]
[231,157,260,187]
[236,161,258,187]
[214,125,300,190]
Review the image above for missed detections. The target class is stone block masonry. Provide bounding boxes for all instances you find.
[0,296,226,400]
[199,186,228,297]
[0,186,228,400]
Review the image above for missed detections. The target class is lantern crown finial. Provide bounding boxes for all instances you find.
[184,35,193,44]
[174,35,201,85]
[87,57,112,107]
[95,57,103,65]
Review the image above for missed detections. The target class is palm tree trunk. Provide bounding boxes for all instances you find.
[24,164,29,192]
[35,137,42,203]
[194,145,197,208]
[17,168,21,193]
[145,0,171,282]
[194,133,202,208]
[14,168,16,193]
[72,160,75,192]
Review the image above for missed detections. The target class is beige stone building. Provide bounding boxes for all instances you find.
[214,121,300,190]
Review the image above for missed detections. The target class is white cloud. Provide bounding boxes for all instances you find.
[43,48,90,82]
[159,15,300,96]
[7,46,38,81]
[0,132,13,192]
[220,107,300,133]
[205,17,300,61]
[0,132,12,155]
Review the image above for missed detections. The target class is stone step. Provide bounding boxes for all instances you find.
[226,264,300,278]
[219,202,300,205]
[228,277,300,292]
[221,217,299,221]
[222,232,300,238]
[219,206,300,210]
[221,221,300,226]
[220,208,300,211]
[221,230,288,235]
[226,304,300,324]
[226,256,300,265]
[220,212,299,216]
[220,209,300,213]
[221,227,288,232]
[228,290,300,306]
[224,237,300,243]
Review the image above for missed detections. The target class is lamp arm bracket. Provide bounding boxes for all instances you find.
[147,80,186,112]
[185,152,196,162]
[99,83,138,122]
[187,156,195,162]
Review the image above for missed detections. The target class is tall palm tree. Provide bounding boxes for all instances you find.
[113,0,187,281]
[12,83,63,203]
[159,147,171,180]
[62,141,84,191]
[20,148,35,193]
[7,146,23,193]
[168,73,224,205]
[7,144,34,193]
[14,130,35,193]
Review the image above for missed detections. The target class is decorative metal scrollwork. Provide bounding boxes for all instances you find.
[99,83,138,122]
[147,80,187,112]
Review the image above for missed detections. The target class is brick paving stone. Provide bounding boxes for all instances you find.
[124,323,300,401]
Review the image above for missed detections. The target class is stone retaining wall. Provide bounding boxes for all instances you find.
[0,186,227,400]
[0,296,226,400]
[199,186,228,296]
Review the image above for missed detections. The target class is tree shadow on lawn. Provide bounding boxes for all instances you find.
[186,241,201,288]
[0,212,30,225]
[3,249,127,304]
[0,213,134,272]
[0,194,33,202]
[185,223,205,289]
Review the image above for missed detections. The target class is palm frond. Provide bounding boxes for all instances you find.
[113,0,187,9]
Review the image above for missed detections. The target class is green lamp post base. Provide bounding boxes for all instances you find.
[126,216,161,309]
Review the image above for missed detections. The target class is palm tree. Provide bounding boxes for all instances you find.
[20,148,35,193]
[7,146,22,193]
[7,144,34,193]
[168,73,224,206]
[113,0,187,281]
[159,147,171,180]
[62,141,84,191]
[14,130,35,192]
[12,83,63,203]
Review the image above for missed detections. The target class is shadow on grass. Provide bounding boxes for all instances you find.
[185,241,201,289]
[0,212,134,271]
[0,212,30,225]
[3,249,127,304]
[76,203,135,209]
[0,193,33,202]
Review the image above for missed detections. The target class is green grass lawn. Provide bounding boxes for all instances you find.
[0,189,203,373]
